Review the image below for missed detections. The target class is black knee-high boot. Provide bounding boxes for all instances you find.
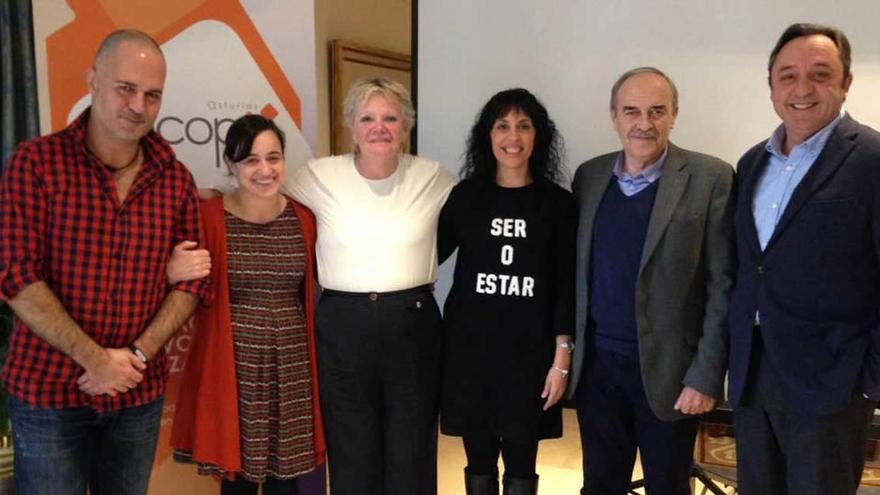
[502,474,538,495]
[465,467,499,495]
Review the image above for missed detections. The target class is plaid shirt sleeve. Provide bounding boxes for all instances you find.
[170,166,213,306]
[0,144,47,301]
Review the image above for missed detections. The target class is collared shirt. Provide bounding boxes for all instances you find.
[0,108,210,411]
[752,110,845,250]
[612,148,667,196]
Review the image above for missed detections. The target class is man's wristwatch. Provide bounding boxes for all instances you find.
[128,344,148,364]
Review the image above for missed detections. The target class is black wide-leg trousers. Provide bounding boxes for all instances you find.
[316,285,442,495]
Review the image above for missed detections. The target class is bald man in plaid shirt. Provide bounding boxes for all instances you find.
[0,29,209,495]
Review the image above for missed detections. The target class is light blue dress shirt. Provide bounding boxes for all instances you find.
[752,110,845,250]
[751,111,844,325]
[612,148,667,196]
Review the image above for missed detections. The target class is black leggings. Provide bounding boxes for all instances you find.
[220,476,298,495]
[463,434,539,479]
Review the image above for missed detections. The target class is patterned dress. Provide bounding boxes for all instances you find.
[198,203,316,481]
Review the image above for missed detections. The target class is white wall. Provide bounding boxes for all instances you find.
[418,0,880,172]
[417,0,880,303]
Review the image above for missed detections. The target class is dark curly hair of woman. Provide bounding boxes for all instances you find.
[460,88,565,185]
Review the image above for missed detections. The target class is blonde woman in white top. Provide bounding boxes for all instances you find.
[284,77,455,495]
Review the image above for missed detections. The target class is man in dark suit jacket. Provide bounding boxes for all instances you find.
[568,67,735,495]
[729,23,880,495]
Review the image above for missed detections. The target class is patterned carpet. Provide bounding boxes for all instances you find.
[697,426,880,488]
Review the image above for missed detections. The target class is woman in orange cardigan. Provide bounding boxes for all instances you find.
[169,114,324,495]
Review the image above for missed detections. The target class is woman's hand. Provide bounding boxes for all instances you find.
[541,339,572,410]
[167,240,211,284]
[541,365,569,410]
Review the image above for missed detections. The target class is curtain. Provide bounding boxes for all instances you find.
[1,0,39,169]
[0,0,38,439]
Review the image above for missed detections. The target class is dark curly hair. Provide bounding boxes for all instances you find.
[460,88,565,185]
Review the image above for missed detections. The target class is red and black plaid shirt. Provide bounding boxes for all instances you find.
[0,108,210,411]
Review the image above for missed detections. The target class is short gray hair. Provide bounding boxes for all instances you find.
[609,66,679,113]
[343,77,416,133]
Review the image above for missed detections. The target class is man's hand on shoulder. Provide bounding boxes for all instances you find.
[77,347,146,396]
[198,188,222,201]
[673,386,716,415]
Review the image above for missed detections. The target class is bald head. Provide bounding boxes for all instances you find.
[93,29,164,69]
[87,29,167,148]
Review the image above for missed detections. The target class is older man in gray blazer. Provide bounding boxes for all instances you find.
[568,67,735,495]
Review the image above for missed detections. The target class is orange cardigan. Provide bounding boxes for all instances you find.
[170,196,326,478]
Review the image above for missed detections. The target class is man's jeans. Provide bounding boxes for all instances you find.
[8,396,164,495]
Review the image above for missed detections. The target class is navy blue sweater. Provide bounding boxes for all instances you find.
[589,179,659,359]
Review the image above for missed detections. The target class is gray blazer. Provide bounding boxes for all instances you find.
[567,143,735,421]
